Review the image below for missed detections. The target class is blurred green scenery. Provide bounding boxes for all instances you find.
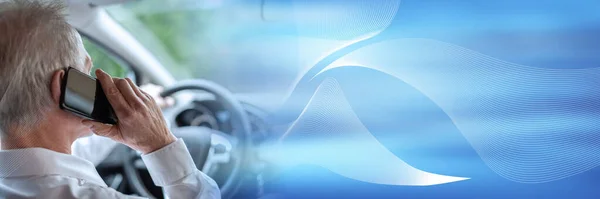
[83,0,216,80]
[83,38,127,78]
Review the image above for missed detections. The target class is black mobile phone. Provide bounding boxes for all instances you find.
[59,67,118,124]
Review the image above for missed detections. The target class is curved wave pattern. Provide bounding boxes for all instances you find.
[291,0,400,40]
[270,0,401,124]
[316,38,600,183]
[262,77,468,185]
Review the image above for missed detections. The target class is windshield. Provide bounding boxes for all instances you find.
[106,0,600,94]
[106,0,299,94]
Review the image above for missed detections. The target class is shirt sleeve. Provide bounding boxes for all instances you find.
[141,139,221,199]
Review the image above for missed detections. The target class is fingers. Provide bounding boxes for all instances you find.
[95,69,130,117]
[114,78,145,109]
[125,78,147,101]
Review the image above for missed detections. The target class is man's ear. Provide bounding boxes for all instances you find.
[85,55,93,73]
[50,70,65,104]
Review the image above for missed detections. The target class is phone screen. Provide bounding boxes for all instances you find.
[60,67,118,124]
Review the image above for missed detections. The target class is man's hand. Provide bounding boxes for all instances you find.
[82,69,176,154]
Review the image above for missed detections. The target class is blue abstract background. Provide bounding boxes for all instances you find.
[253,0,600,198]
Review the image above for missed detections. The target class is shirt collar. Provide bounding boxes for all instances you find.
[0,147,107,186]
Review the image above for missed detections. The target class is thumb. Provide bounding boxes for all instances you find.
[82,120,116,137]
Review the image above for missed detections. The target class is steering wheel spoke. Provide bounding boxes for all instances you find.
[202,131,237,173]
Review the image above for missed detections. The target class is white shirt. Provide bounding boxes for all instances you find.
[0,137,221,199]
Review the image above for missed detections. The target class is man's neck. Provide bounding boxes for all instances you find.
[1,123,76,154]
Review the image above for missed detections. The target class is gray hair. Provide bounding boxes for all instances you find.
[0,0,86,137]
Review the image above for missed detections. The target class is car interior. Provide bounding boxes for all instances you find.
[67,0,278,198]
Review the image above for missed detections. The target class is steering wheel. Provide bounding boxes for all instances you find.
[123,80,253,199]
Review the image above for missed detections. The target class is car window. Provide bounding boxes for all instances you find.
[105,2,297,94]
[82,37,129,78]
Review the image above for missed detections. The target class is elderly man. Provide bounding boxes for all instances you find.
[0,0,220,198]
